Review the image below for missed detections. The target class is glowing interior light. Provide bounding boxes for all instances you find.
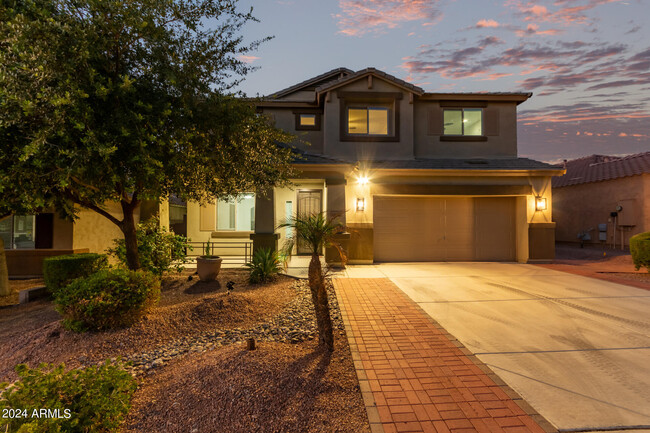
[358,176,369,185]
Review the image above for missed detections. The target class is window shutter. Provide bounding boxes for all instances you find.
[200,201,216,231]
[483,108,499,136]
[427,107,443,135]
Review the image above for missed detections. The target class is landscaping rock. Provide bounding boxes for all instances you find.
[124,280,345,375]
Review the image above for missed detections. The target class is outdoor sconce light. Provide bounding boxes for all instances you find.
[356,197,366,212]
[358,176,369,185]
[535,196,547,211]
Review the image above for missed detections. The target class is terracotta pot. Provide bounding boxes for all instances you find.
[196,256,223,282]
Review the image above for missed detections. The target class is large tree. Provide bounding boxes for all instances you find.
[0,0,294,270]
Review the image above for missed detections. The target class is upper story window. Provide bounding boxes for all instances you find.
[299,114,316,127]
[348,107,389,135]
[217,194,255,231]
[338,91,401,142]
[444,109,482,136]
[294,110,321,131]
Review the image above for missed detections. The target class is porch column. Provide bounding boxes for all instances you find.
[250,189,279,253]
[325,178,346,225]
[325,178,349,267]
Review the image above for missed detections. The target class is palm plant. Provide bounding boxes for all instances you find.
[279,213,347,351]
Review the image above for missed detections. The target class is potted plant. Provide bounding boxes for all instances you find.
[196,240,222,281]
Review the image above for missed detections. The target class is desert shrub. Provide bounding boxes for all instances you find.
[108,216,190,276]
[245,248,282,283]
[54,269,160,332]
[43,253,108,294]
[630,231,650,272]
[0,360,136,433]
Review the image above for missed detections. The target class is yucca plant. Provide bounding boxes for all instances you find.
[245,247,283,283]
[279,212,347,351]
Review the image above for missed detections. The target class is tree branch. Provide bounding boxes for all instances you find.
[64,190,123,227]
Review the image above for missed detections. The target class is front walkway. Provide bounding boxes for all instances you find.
[334,278,554,433]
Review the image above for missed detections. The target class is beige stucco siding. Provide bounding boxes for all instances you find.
[72,202,140,254]
[553,174,649,247]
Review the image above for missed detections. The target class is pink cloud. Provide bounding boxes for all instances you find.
[508,0,622,26]
[515,23,562,37]
[335,0,443,36]
[236,55,259,64]
[476,19,500,28]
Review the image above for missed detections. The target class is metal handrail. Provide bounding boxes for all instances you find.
[186,241,253,264]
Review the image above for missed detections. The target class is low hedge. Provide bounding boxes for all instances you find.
[0,360,136,433]
[54,269,160,332]
[43,253,108,293]
[630,231,650,272]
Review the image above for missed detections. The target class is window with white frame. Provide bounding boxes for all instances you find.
[443,109,483,136]
[0,215,35,249]
[216,194,255,231]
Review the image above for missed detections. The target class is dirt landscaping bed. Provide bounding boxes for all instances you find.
[0,269,369,432]
[0,269,295,381]
[0,278,44,307]
[123,338,369,433]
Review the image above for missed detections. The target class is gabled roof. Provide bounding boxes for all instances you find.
[315,67,425,95]
[268,67,354,99]
[552,152,650,188]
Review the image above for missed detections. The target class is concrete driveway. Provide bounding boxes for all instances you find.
[342,262,650,432]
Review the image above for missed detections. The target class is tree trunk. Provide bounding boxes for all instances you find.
[120,200,141,270]
[0,237,9,297]
[308,253,334,351]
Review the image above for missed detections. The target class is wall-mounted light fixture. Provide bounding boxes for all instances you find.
[356,197,366,212]
[535,196,547,211]
[358,176,369,186]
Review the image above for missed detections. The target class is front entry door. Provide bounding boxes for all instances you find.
[296,190,322,254]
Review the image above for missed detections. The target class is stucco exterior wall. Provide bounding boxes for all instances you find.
[72,202,140,254]
[553,174,648,247]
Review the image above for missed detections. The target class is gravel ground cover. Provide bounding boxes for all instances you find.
[0,269,370,432]
[0,270,299,381]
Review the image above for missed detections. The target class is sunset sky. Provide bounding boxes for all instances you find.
[234,0,649,163]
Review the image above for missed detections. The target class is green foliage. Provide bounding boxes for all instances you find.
[0,360,136,433]
[42,253,108,294]
[0,0,295,271]
[54,269,160,332]
[245,248,282,283]
[108,217,190,275]
[630,231,650,272]
[279,213,347,263]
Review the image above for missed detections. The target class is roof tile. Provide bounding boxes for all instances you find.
[552,152,650,188]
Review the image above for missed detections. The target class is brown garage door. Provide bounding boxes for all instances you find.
[373,196,515,262]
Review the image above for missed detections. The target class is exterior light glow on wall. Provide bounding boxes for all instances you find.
[356,198,366,212]
[535,197,547,211]
[358,176,369,185]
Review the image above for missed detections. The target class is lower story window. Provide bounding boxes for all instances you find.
[444,109,482,136]
[217,194,255,231]
[0,215,35,249]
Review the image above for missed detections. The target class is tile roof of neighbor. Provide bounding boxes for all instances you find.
[315,67,425,95]
[552,152,650,188]
[268,67,354,99]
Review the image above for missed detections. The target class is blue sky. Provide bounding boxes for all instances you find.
[234,0,649,162]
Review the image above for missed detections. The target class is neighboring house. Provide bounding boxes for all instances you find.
[553,152,650,249]
[186,67,564,263]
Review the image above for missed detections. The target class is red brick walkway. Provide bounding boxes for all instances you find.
[334,278,555,433]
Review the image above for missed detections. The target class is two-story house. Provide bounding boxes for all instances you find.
[185,67,564,264]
